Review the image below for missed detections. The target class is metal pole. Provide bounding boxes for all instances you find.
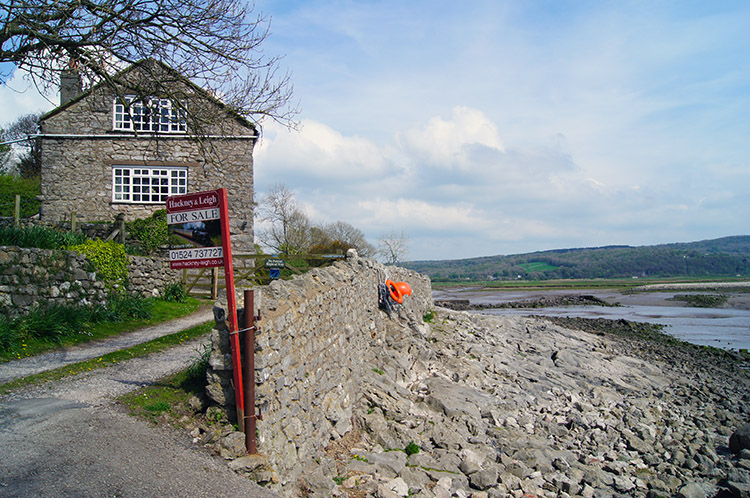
[243,289,257,454]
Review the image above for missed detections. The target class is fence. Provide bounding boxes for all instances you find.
[181,253,347,299]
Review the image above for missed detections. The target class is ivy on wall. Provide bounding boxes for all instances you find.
[127,209,168,255]
[68,239,129,289]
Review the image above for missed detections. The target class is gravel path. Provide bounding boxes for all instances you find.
[0,308,279,498]
[0,306,213,384]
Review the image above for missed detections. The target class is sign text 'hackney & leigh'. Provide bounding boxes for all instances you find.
[166,190,225,269]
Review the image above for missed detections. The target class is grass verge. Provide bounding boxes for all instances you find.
[0,321,213,395]
[1,296,206,362]
[118,353,209,426]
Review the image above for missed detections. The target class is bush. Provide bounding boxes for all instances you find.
[67,239,129,289]
[0,174,40,218]
[0,224,87,249]
[128,210,168,255]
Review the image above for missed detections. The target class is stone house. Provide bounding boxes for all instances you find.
[38,59,257,251]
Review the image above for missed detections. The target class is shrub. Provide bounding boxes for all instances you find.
[405,442,420,456]
[67,239,129,289]
[128,210,168,255]
[162,282,187,303]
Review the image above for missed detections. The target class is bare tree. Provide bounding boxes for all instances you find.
[377,230,409,264]
[0,0,297,129]
[2,113,42,177]
[257,184,311,255]
[322,221,376,257]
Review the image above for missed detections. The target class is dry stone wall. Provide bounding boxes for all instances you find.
[206,252,433,489]
[0,246,179,316]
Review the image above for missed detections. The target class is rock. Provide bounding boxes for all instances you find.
[612,475,636,493]
[731,424,750,455]
[379,477,409,497]
[229,454,277,485]
[469,468,498,491]
[677,482,707,498]
[218,431,246,459]
[725,481,750,498]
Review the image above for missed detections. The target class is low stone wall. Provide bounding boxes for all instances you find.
[128,255,181,297]
[206,253,432,489]
[0,246,179,315]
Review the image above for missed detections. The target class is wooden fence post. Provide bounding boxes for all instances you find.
[211,267,219,300]
[14,195,20,226]
[116,213,126,243]
[70,211,77,232]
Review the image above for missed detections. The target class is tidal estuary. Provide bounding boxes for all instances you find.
[433,286,750,351]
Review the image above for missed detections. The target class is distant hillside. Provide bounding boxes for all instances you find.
[401,236,750,282]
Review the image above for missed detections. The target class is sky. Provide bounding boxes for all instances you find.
[2,1,750,261]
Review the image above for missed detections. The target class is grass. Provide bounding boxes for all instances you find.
[0,321,213,395]
[1,296,205,362]
[119,341,212,425]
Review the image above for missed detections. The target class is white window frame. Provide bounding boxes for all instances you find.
[112,96,187,133]
[112,165,188,204]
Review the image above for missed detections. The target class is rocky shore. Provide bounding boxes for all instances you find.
[192,305,750,498]
[285,308,750,498]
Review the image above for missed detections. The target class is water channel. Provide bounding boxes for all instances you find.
[432,287,750,351]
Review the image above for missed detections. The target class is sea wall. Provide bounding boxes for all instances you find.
[205,252,433,488]
[0,246,179,315]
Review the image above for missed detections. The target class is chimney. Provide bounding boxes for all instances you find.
[60,69,82,106]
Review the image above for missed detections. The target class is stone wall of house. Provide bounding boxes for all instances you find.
[206,252,433,489]
[39,74,256,252]
[0,246,179,316]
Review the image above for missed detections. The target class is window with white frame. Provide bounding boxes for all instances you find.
[112,166,187,203]
[113,96,187,133]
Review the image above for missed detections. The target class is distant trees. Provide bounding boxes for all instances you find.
[402,237,750,282]
[256,184,376,257]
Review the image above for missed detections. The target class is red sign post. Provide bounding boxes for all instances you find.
[166,188,245,432]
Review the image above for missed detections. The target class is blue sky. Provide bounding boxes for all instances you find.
[2,1,749,261]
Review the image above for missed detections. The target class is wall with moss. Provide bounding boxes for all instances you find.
[0,246,179,316]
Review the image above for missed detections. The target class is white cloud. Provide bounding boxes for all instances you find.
[357,197,491,234]
[255,120,396,184]
[396,106,504,170]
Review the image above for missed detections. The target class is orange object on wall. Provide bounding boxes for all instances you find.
[385,279,412,304]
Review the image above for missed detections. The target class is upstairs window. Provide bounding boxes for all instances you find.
[113,96,187,133]
[112,165,187,204]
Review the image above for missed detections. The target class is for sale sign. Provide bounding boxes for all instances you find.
[166,190,225,269]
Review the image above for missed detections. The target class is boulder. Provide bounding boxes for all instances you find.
[730,424,750,454]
